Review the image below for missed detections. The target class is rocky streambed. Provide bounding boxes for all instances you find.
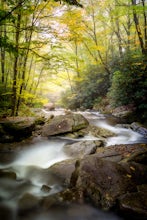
[0,110,147,220]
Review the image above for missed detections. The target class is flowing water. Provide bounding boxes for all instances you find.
[0,110,146,220]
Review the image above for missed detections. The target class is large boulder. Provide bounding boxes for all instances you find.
[58,144,147,212]
[43,103,55,111]
[0,117,35,143]
[48,140,103,186]
[42,113,89,136]
[111,104,137,123]
[70,156,136,210]
[49,159,77,185]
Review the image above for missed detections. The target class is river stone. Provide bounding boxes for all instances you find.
[131,122,147,137]
[48,159,77,185]
[0,117,35,142]
[70,156,136,210]
[43,102,55,111]
[120,148,147,164]
[0,204,14,220]
[137,184,147,192]
[42,113,89,136]
[41,184,52,193]
[119,191,147,219]
[82,124,115,138]
[96,144,147,163]
[0,170,16,180]
[63,140,103,158]
[18,193,40,213]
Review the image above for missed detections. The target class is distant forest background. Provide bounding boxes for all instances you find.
[0,0,146,123]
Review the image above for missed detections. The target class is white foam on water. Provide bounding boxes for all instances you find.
[13,139,69,169]
[94,120,143,146]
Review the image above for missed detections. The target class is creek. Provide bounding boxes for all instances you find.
[0,110,146,220]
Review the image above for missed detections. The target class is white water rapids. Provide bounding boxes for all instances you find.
[0,110,146,220]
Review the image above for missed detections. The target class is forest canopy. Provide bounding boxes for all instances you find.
[0,0,147,122]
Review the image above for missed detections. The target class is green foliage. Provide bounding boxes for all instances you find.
[0,36,16,53]
[0,84,12,117]
[61,65,110,109]
[108,54,147,116]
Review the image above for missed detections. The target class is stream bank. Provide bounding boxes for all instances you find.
[0,110,147,220]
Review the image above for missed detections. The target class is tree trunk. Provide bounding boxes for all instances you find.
[0,0,6,84]
[131,0,147,56]
[11,2,22,116]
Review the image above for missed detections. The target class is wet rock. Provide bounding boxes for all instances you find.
[0,150,18,164]
[64,131,85,139]
[60,144,147,214]
[45,144,147,215]
[121,148,147,164]
[0,117,35,142]
[82,124,115,138]
[119,191,147,219]
[49,159,77,185]
[111,104,137,123]
[42,113,89,136]
[18,193,40,213]
[0,170,16,180]
[131,122,147,138]
[137,184,147,192]
[70,156,136,210]
[96,144,147,163]
[41,192,65,210]
[121,162,147,186]
[34,116,46,125]
[43,103,55,111]
[63,140,103,158]
[0,204,15,220]
[41,185,52,193]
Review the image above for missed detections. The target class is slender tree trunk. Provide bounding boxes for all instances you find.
[11,2,22,116]
[131,0,147,56]
[142,0,147,52]
[84,0,111,74]
[16,23,34,115]
[115,18,123,58]
[25,55,34,90]
[33,68,43,95]
[66,67,74,93]
[0,0,6,84]
[74,40,80,77]
[0,36,5,83]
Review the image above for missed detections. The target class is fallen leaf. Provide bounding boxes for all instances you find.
[127,174,132,178]
[130,166,135,171]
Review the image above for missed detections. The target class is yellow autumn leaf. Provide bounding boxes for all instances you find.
[130,166,135,171]
[127,174,132,178]
[108,176,112,180]
[140,144,146,147]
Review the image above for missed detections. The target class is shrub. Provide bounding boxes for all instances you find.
[108,55,147,122]
[61,65,110,109]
